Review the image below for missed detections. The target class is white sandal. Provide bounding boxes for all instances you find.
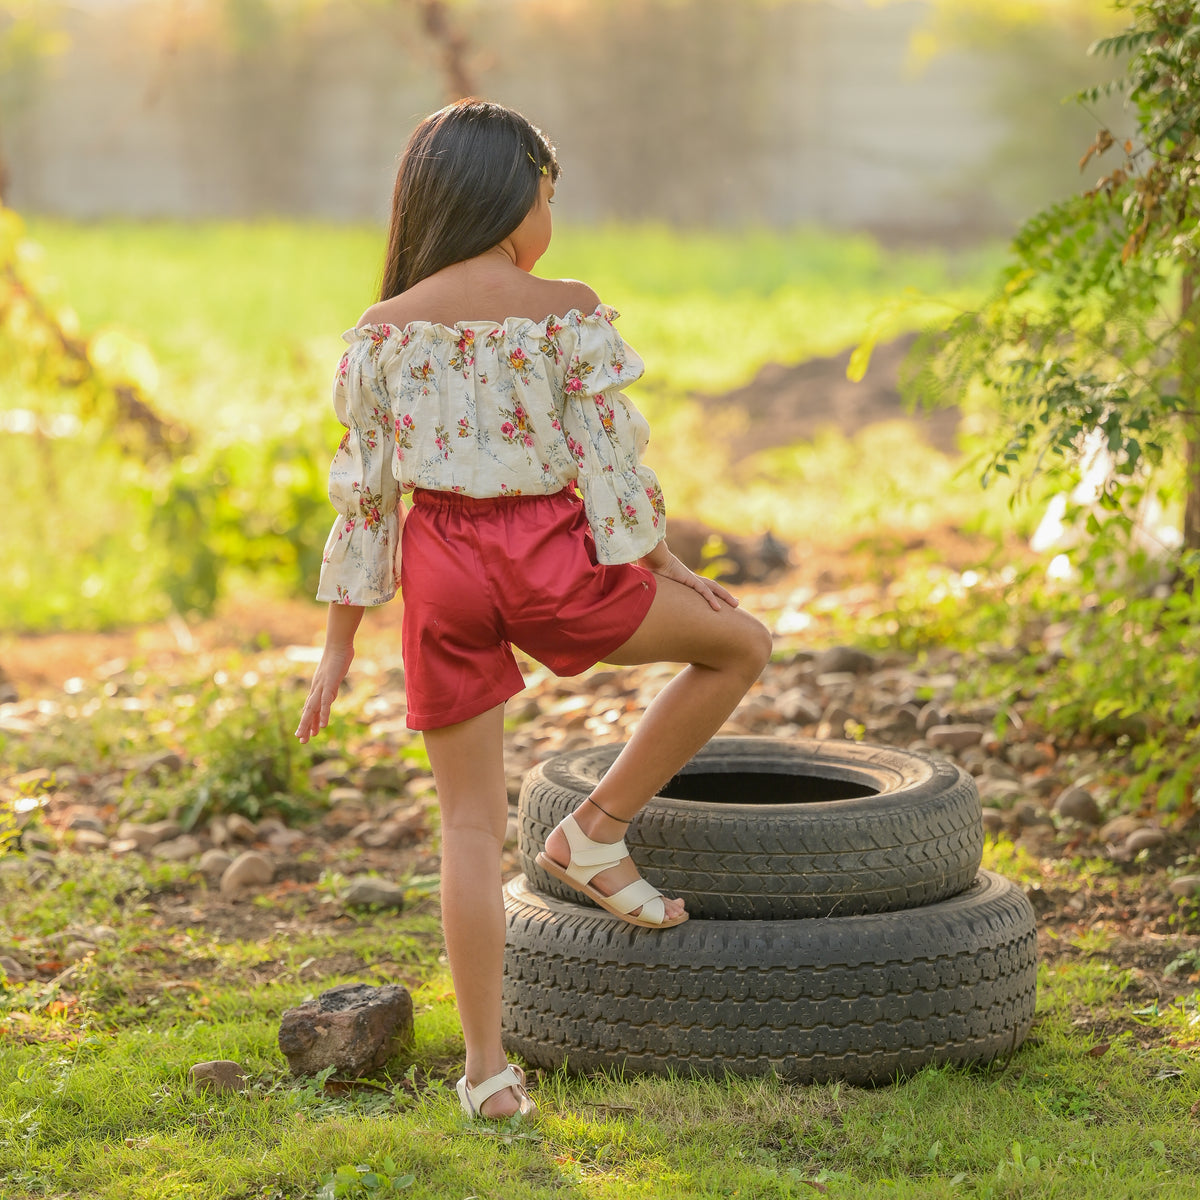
[535,812,688,929]
[456,1063,537,1119]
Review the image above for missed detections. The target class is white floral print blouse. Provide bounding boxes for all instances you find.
[315,304,666,606]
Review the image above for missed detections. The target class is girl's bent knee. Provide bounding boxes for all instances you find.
[743,615,773,676]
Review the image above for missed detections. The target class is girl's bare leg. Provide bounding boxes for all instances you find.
[543,576,772,920]
[423,703,525,1118]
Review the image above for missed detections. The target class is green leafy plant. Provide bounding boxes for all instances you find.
[317,1159,414,1199]
[907,0,1200,547]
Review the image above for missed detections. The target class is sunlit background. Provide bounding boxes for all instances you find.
[1,0,1122,631]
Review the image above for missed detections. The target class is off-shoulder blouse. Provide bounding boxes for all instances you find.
[315,304,666,606]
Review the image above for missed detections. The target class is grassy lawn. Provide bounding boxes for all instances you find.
[2,842,1200,1199]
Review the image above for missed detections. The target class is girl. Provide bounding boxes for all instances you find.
[296,99,772,1120]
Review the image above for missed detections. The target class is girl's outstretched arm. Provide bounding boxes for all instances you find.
[295,603,364,742]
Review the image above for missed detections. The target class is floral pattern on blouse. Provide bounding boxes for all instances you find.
[316,304,665,606]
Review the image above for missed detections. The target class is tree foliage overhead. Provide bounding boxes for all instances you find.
[910,0,1200,551]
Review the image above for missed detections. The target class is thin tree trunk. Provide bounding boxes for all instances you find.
[1183,273,1200,550]
[413,0,476,100]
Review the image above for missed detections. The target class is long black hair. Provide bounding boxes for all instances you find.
[379,99,560,301]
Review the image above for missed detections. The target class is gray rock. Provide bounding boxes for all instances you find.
[980,808,1005,835]
[152,835,202,861]
[1169,875,1200,899]
[814,646,877,675]
[190,1060,246,1093]
[208,816,229,847]
[774,687,823,726]
[219,851,274,898]
[915,703,946,734]
[278,982,414,1077]
[71,829,110,851]
[1053,786,1102,825]
[1011,800,1052,828]
[1122,827,1165,855]
[816,704,857,740]
[343,878,406,910]
[982,759,1021,783]
[977,777,1024,806]
[815,670,859,691]
[1100,814,1147,844]
[309,758,353,788]
[926,724,986,752]
[1008,742,1053,771]
[68,813,107,834]
[224,814,258,843]
[197,848,234,880]
[362,764,409,793]
[117,820,181,850]
[62,940,97,963]
[0,955,32,982]
[327,786,367,807]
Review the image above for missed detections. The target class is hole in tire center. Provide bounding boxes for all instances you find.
[658,769,879,805]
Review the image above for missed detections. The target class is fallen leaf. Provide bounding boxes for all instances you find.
[1087,1042,1111,1057]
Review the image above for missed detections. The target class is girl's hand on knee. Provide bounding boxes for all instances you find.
[295,644,355,742]
[644,549,739,612]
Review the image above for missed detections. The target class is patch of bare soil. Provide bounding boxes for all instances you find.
[696,332,960,460]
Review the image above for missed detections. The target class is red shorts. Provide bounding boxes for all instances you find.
[400,488,657,730]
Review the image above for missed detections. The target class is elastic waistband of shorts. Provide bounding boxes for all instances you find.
[411,486,577,512]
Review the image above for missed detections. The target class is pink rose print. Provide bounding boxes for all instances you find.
[336,585,352,603]
[458,416,471,438]
[501,421,516,439]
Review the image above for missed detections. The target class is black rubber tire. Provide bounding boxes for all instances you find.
[518,738,983,920]
[502,870,1036,1086]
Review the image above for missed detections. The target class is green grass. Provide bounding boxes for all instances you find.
[2,218,1005,631]
[2,845,1200,1199]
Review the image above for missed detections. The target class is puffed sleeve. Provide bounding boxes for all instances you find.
[315,331,405,605]
[559,309,666,564]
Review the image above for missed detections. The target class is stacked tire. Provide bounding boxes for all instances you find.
[502,737,1037,1086]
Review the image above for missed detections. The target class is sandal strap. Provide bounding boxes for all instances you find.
[560,815,629,877]
[606,878,666,923]
[465,1064,524,1110]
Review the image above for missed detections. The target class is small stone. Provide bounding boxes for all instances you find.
[982,759,1021,783]
[309,758,353,788]
[108,838,140,856]
[1100,814,1147,844]
[197,848,234,880]
[328,786,367,807]
[0,955,32,982]
[62,940,97,963]
[1008,742,1054,771]
[71,828,110,851]
[68,813,107,834]
[220,851,274,899]
[815,671,858,691]
[814,646,877,675]
[926,724,986,752]
[117,820,181,850]
[1169,875,1200,899]
[1012,800,1052,828]
[343,878,407,909]
[816,705,857,740]
[208,815,229,847]
[981,808,1005,835]
[977,777,1024,806]
[255,817,287,839]
[225,814,258,843]
[775,688,823,725]
[1053,786,1102,825]
[278,982,414,1077]
[152,834,202,861]
[362,764,408,793]
[266,829,306,854]
[1122,827,1165,855]
[190,1060,246,1093]
[916,703,946,734]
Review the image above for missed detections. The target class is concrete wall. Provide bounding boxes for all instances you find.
[0,0,1109,236]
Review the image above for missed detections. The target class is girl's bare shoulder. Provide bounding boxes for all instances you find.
[538,277,602,319]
